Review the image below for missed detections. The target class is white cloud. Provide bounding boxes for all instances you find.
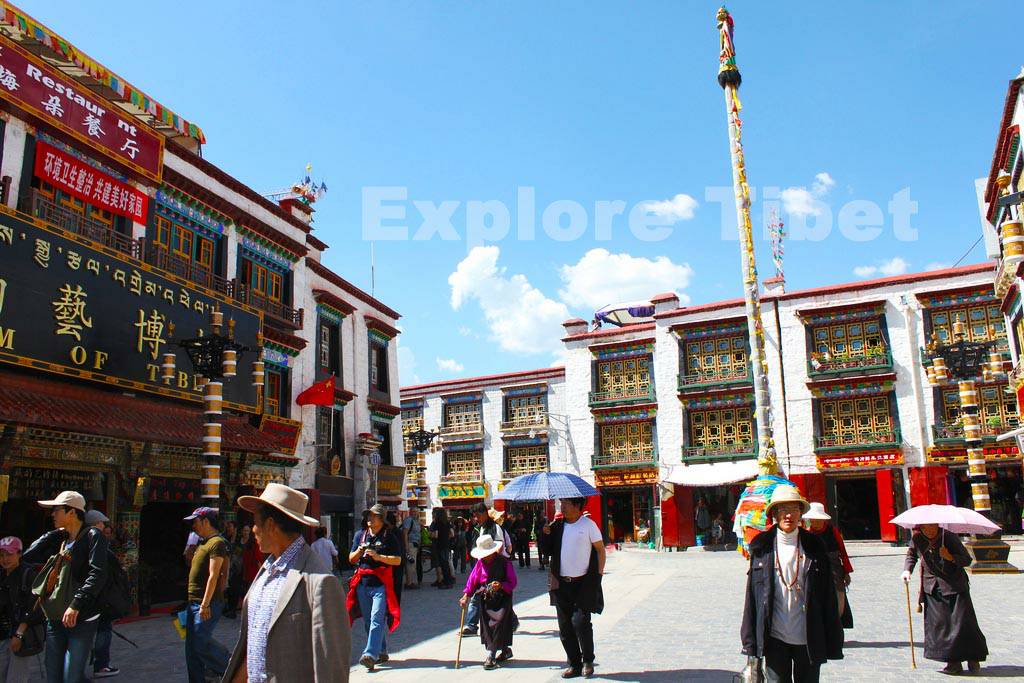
[812,172,835,196]
[397,345,419,385]
[558,248,694,311]
[925,262,949,271]
[640,193,698,222]
[449,246,570,355]
[853,256,909,279]
[436,357,464,373]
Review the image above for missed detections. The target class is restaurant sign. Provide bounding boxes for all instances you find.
[595,467,658,487]
[0,36,163,181]
[0,208,262,410]
[816,451,903,470]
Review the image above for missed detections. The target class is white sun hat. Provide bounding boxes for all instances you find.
[470,533,503,560]
[802,501,832,521]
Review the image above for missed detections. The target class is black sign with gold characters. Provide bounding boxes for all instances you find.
[0,208,262,411]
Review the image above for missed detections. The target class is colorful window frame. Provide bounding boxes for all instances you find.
[689,406,753,449]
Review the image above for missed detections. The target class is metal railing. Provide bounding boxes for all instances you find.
[815,429,901,450]
[592,448,658,468]
[499,416,548,432]
[23,190,139,258]
[682,442,757,462]
[440,471,484,484]
[588,385,655,406]
[143,242,231,295]
[932,420,1018,442]
[501,464,549,479]
[677,366,751,390]
[440,422,483,438]
[233,281,303,329]
[808,347,893,376]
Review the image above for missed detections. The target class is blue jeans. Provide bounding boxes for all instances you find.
[355,581,389,659]
[91,616,112,670]
[465,591,480,629]
[184,601,230,683]
[44,618,99,683]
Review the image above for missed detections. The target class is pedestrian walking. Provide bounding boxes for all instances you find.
[513,513,531,568]
[901,524,988,675]
[462,503,513,637]
[385,513,406,605]
[223,483,351,682]
[310,526,340,575]
[453,517,468,574]
[803,502,854,628]
[221,520,241,619]
[740,485,843,683]
[533,513,549,570]
[459,534,518,670]
[539,497,606,679]
[399,513,422,589]
[240,525,264,593]
[428,508,455,589]
[181,507,231,683]
[346,504,403,672]
[24,490,109,683]
[83,510,118,678]
[0,536,43,683]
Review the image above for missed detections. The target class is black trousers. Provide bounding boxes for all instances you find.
[554,582,595,668]
[763,636,820,683]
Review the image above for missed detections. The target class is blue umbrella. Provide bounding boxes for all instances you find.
[494,471,600,501]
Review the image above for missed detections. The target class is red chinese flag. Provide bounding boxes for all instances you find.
[296,375,335,407]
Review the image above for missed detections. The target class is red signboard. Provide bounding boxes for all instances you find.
[259,415,302,455]
[34,141,148,222]
[0,37,163,181]
[816,451,903,470]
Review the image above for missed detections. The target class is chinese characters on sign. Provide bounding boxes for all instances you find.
[34,141,149,222]
[594,468,659,487]
[0,37,163,181]
[816,451,904,470]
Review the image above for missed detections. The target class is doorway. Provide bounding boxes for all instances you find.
[602,487,654,544]
[830,477,880,540]
[139,501,194,605]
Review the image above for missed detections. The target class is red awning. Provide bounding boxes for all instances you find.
[0,370,279,453]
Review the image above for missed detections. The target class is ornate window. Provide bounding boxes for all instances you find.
[444,403,481,431]
[505,395,546,427]
[941,385,1018,431]
[929,304,1005,345]
[817,395,895,447]
[505,446,548,477]
[689,407,753,450]
[811,320,883,357]
[402,408,423,454]
[596,357,651,400]
[685,335,748,381]
[444,450,483,481]
[597,421,655,465]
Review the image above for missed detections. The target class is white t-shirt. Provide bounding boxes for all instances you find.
[310,538,339,569]
[559,516,602,578]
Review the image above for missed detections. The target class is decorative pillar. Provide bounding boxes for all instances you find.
[355,433,383,513]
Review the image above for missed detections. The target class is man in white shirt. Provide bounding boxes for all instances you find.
[310,526,339,573]
[540,497,605,679]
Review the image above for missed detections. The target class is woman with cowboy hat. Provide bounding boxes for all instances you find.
[740,485,843,682]
[803,502,854,628]
[458,534,518,670]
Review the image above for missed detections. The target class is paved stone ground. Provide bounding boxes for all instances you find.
[19,545,1024,681]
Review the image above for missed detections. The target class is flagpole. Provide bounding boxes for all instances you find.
[715,7,778,476]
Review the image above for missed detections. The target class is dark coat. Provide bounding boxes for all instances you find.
[23,526,109,620]
[539,518,604,614]
[740,527,843,664]
[0,564,43,638]
[904,530,972,596]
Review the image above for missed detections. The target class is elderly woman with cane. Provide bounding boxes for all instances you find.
[458,534,518,670]
[902,524,987,676]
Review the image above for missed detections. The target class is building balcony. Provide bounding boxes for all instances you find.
[440,470,484,484]
[932,420,1019,444]
[677,366,752,393]
[501,463,550,480]
[682,442,757,464]
[814,429,901,452]
[22,189,139,258]
[588,385,656,408]
[440,422,484,441]
[499,416,548,434]
[592,447,658,469]
[807,347,893,378]
[143,242,231,295]
[232,281,303,330]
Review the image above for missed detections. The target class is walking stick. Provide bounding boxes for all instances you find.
[903,579,917,669]
[455,600,467,670]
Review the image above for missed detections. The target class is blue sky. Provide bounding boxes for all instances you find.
[21,1,1021,385]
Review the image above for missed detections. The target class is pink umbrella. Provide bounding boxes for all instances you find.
[890,504,1001,535]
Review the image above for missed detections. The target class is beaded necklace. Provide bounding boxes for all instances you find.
[774,536,803,594]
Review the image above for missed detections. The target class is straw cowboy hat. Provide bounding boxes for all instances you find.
[765,485,810,517]
[470,533,503,560]
[802,502,832,521]
[238,483,319,527]
[488,508,506,524]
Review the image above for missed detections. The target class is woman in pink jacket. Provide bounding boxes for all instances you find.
[458,533,518,669]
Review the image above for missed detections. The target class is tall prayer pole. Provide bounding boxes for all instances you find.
[716,7,778,475]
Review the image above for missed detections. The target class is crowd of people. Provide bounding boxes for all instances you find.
[0,481,999,682]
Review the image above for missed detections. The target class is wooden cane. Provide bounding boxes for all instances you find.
[903,579,917,669]
[455,600,467,670]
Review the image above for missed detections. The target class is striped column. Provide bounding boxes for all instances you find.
[958,379,990,512]
[202,381,223,500]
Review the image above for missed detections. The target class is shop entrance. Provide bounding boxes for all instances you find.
[693,485,742,546]
[829,477,880,540]
[950,465,1023,534]
[602,486,654,544]
[139,501,194,606]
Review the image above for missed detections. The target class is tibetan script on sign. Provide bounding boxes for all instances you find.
[0,37,163,181]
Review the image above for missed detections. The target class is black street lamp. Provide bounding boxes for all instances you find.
[408,428,439,460]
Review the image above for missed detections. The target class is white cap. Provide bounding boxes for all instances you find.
[84,510,109,525]
[37,491,86,512]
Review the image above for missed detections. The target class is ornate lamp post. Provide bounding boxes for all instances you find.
[715,6,777,475]
[163,309,263,505]
[926,317,1018,573]
[407,428,439,456]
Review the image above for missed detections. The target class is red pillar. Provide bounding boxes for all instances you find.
[875,469,897,542]
[789,474,826,505]
[584,494,602,534]
[660,486,681,547]
[909,466,950,506]
[493,499,506,512]
[676,486,696,547]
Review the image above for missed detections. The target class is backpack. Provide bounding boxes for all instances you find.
[420,526,431,547]
[99,552,132,619]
